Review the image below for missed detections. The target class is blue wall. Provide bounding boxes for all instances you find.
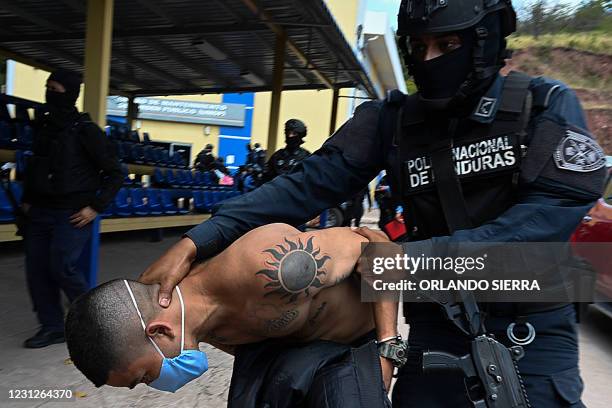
[218,93,254,169]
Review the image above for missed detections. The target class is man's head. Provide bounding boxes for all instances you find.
[45,69,81,113]
[205,143,214,153]
[65,279,187,389]
[284,119,307,149]
[397,0,516,111]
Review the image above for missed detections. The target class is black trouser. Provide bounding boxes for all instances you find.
[393,304,585,407]
[24,206,91,332]
[229,334,391,408]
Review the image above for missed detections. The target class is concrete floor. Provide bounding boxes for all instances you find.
[0,211,611,407]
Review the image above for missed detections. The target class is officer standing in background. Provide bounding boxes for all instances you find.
[140,1,605,406]
[21,70,122,348]
[194,143,216,172]
[263,119,311,181]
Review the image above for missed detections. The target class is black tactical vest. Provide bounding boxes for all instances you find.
[26,113,102,196]
[381,72,533,241]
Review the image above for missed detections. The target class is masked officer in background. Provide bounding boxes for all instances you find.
[21,70,122,348]
[263,119,311,181]
[194,143,216,172]
[140,1,605,405]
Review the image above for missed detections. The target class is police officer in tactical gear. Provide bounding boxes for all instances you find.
[263,119,311,181]
[194,143,216,172]
[140,0,606,406]
[21,69,122,348]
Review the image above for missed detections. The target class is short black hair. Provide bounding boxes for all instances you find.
[65,279,158,387]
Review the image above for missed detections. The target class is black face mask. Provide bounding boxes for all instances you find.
[45,90,76,113]
[285,136,303,149]
[411,43,473,109]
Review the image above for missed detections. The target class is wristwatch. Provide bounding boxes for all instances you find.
[377,334,409,368]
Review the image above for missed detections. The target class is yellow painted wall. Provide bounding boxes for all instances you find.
[324,0,360,46]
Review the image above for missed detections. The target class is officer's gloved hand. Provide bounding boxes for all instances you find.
[138,237,197,307]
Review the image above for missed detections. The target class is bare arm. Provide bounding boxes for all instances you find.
[238,225,367,302]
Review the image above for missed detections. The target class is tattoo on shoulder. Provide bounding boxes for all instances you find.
[256,236,331,303]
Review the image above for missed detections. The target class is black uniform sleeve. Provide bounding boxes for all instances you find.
[80,123,123,213]
[186,101,385,259]
[262,150,280,182]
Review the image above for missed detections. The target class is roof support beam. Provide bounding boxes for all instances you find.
[329,87,339,136]
[240,0,334,89]
[83,0,114,126]
[267,32,286,157]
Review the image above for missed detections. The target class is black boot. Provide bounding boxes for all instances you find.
[23,329,65,348]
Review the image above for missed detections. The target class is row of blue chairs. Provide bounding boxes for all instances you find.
[115,141,188,169]
[102,188,241,218]
[153,168,222,188]
[0,121,34,150]
[193,190,240,213]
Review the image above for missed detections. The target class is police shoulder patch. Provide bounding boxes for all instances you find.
[553,129,605,172]
[474,97,497,118]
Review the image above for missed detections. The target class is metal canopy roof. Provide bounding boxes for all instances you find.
[0,0,376,97]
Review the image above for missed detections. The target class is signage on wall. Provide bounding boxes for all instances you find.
[107,96,246,127]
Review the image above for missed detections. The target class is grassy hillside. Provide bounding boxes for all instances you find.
[508,31,611,55]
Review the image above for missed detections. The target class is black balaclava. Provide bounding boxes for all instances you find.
[403,12,507,114]
[284,119,307,150]
[409,28,475,110]
[46,69,81,116]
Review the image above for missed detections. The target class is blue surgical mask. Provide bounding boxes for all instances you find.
[123,280,209,392]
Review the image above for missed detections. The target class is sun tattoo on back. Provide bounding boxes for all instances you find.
[256,236,330,303]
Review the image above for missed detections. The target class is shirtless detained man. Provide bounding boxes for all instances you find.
[65,224,391,407]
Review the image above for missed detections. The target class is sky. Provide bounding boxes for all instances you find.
[365,0,586,29]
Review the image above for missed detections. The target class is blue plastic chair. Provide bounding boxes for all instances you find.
[131,143,145,164]
[143,145,156,165]
[130,188,150,216]
[202,171,213,186]
[203,190,214,212]
[113,188,133,217]
[0,188,15,222]
[129,130,140,144]
[153,167,166,186]
[14,123,33,149]
[182,171,194,187]
[121,164,132,186]
[160,190,178,215]
[145,189,163,215]
[165,169,177,187]
[192,191,205,212]
[0,121,12,148]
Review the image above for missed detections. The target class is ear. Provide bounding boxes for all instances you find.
[145,321,175,341]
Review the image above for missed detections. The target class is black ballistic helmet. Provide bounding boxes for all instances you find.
[398,0,517,109]
[397,0,516,37]
[284,119,307,138]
